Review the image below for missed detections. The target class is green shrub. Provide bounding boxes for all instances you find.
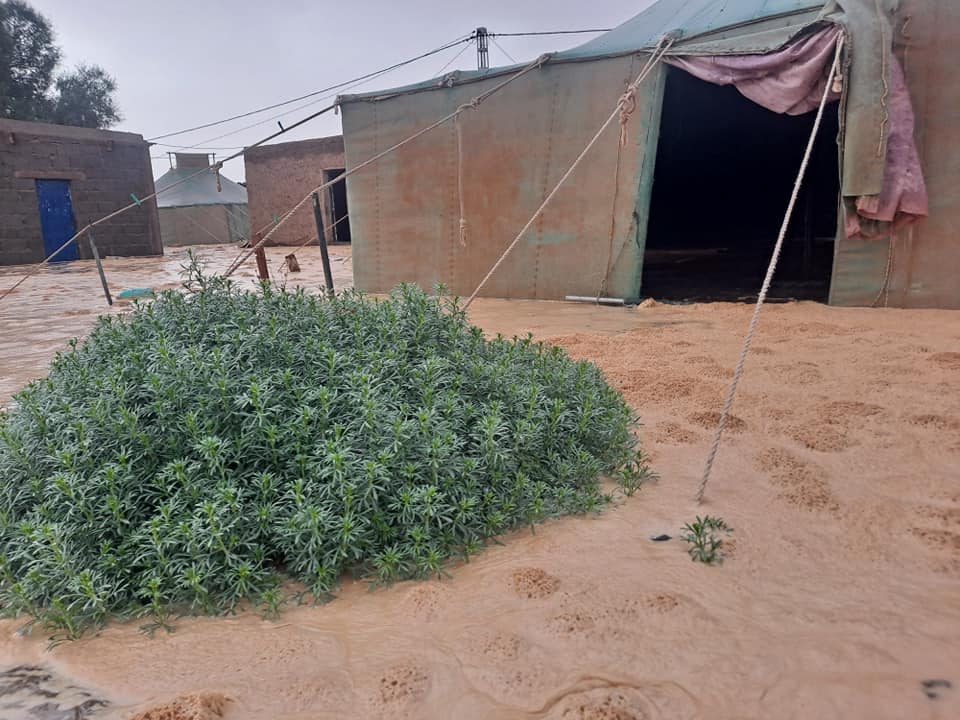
[680,516,732,565]
[0,260,649,638]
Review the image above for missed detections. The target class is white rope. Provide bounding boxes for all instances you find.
[455,113,469,247]
[463,38,673,309]
[224,55,550,278]
[869,228,900,308]
[598,52,649,301]
[695,35,845,504]
[290,212,351,254]
[0,35,494,303]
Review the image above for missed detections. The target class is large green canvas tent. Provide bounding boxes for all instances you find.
[338,0,958,308]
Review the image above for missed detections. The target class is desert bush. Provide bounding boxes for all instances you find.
[0,260,650,638]
[680,516,732,565]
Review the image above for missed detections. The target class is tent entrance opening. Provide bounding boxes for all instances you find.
[326,169,352,244]
[642,67,840,302]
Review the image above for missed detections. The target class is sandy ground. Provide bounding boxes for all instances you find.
[0,247,958,719]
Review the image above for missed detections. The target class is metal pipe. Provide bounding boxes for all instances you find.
[564,295,625,306]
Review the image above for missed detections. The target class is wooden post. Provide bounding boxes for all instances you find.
[253,231,269,281]
[88,235,112,306]
[312,192,334,295]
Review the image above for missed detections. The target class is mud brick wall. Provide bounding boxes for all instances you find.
[244,136,344,246]
[0,118,162,266]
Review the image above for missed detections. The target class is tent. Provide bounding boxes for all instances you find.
[338,0,957,308]
[155,153,250,247]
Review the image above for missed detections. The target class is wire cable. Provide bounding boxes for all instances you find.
[154,36,479,153]
[433,38,475,77]
[490,29,611,37]
[147,34,474,142]
[491,37,518,64]
[223,54,551,278]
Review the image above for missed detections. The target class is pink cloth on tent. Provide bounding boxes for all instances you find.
[847,56,928,238]
[664,26,927,239]
[666,27,843,115]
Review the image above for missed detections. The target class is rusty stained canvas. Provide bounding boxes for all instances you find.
[341,56,664,301]
[831,0,960,309]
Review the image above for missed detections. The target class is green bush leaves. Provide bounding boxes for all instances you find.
[0,262,649,638]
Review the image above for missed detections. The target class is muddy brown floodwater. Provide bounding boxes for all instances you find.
[0,247,958,719]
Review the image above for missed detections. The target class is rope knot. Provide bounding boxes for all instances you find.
[618,86,638,147]
[458,218,468,247]
[212,161,224,193]
[457,98,479,114]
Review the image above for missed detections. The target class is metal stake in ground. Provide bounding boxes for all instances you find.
[88,235,112,306]
[312,192,335,296]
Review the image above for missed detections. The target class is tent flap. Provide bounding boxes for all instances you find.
[664,21,927,238]
[665,26,843,115]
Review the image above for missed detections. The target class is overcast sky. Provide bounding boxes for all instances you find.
[30,0,653,181]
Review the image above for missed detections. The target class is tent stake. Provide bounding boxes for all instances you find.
[252,232,269,281]
[88,235,112,306]
[312,192,334,296]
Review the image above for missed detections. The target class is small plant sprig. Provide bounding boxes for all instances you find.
[680,515,732,565]
[0,257,652,639]
[616,450,657,497]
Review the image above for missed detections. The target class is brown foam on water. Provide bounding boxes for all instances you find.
[511,567,561,599]
[0,261,959,719]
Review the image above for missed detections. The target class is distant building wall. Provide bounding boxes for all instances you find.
[0,118,162,266]
[244,135,345,246]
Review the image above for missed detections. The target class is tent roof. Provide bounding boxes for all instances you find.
[557,0,824,59]
[154,167,248,208]
[339,0,828,104]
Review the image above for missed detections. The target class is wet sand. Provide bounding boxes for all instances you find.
[0,248,958,719]
[0,244,353,403]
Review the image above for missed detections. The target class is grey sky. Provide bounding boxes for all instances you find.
[31,1,653,182]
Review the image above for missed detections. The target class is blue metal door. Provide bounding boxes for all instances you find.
[35,179,79,262]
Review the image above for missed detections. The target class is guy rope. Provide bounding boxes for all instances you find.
[462,35,675,309]
[695,35,846,503]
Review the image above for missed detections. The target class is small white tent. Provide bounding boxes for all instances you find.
[155,153,250,246]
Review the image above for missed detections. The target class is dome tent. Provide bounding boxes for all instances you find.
[338,0,957,308]
[155,153,250,247]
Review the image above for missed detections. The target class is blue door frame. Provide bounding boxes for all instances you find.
[35,179,79,262]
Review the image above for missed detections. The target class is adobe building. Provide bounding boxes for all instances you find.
[244,135,351,246]
[0,118,162,266]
